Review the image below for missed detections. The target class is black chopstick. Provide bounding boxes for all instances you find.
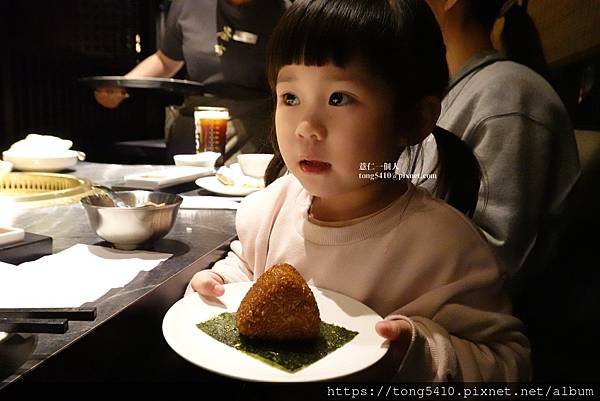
[0,317,68,334]
[0,307,96,321]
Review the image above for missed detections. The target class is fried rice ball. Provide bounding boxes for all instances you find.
[236,263,320,341]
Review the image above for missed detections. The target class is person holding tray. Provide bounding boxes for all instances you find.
[95,0,289,161]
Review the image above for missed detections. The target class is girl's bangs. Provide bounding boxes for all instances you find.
[267,0,394,89]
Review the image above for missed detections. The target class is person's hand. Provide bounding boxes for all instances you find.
[190,270,225,297]
[375,319,413,365]
[376,319,412,344]
[94,87,129,109]
[344,319,413,381]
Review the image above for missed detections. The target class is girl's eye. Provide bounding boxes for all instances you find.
[328,92,353,106]
[281,93,300,106]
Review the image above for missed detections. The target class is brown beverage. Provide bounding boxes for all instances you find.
[194,107,229,155]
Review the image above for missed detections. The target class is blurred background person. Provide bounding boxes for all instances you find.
[417,0,580,278]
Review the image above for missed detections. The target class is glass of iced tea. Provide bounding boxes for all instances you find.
[194,106,230,155]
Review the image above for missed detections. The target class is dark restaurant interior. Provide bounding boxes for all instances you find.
[1,0,600,394]
[0,0,173,164]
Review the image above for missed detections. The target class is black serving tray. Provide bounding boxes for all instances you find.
[79,76,206,95]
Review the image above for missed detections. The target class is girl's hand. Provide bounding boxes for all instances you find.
[375,319,413,360]
[190,270,225,297]
[347,319,414,381]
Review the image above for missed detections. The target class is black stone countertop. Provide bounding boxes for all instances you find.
[0,162,239,390]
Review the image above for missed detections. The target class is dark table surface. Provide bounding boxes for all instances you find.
[0,162,241,390]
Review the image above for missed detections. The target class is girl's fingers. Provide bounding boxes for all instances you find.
[375,321,398,340]
[212,282,225,296]
[375,320,412,341]
[191,271,225,297]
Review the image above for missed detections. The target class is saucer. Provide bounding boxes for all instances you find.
[195,176,261,196]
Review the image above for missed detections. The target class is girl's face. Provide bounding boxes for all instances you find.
[275,60,404,201]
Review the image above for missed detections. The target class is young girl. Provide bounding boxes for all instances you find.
[189,0,530,381]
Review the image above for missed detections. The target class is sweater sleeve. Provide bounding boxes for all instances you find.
[385,236,531,381]
[184,240,252,295]
[160,0,185,61]
[211,240,254,282]
[209,175,296,283]
[381,200,531,382]
[388,308,530,382]
[467,114,553,274]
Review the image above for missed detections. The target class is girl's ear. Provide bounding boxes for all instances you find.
[405,96,441,146]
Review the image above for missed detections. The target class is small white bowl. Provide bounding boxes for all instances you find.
[174,152,221,168]
[0,160,13,175]
[2,150,84,172]
[237,154,274,178]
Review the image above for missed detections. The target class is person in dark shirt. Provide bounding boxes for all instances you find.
[95,0,289,161]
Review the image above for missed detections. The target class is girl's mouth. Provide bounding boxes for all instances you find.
[299,160,332,174]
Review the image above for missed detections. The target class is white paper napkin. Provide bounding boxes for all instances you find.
[180,195,240,210]
[123,166,214,190]
[0,244,172,308]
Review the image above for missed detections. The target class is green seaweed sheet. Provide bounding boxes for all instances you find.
[197,312,358,373]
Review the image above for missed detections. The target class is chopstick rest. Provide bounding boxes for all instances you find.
[0,317,68,334]
[0,307,97,321]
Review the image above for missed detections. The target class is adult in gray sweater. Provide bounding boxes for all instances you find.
[419,0,580,275]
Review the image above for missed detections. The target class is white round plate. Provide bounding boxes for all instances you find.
[195,176,261,197]
[162,282,388,382]
[2,150,80,172]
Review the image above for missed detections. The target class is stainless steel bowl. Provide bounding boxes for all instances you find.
[80,190,183,250]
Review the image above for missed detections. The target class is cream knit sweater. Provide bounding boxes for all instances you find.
[207,174,530,381]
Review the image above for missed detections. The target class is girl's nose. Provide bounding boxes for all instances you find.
[295,117,327,141]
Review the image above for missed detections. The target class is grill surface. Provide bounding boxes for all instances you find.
[0,173,93,206]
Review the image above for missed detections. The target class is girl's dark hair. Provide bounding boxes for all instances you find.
[264,0,482,216]
[465,0,549,78]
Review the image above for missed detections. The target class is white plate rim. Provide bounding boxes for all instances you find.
[195,176,260,196]
[2,149,79,160]
[2,150,79,172]
[162,282,389,382]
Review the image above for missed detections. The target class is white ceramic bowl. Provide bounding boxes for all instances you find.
[2,150,84,172]
[237,153,274,178]
[0,160,12,175]
[173,152,221,168]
